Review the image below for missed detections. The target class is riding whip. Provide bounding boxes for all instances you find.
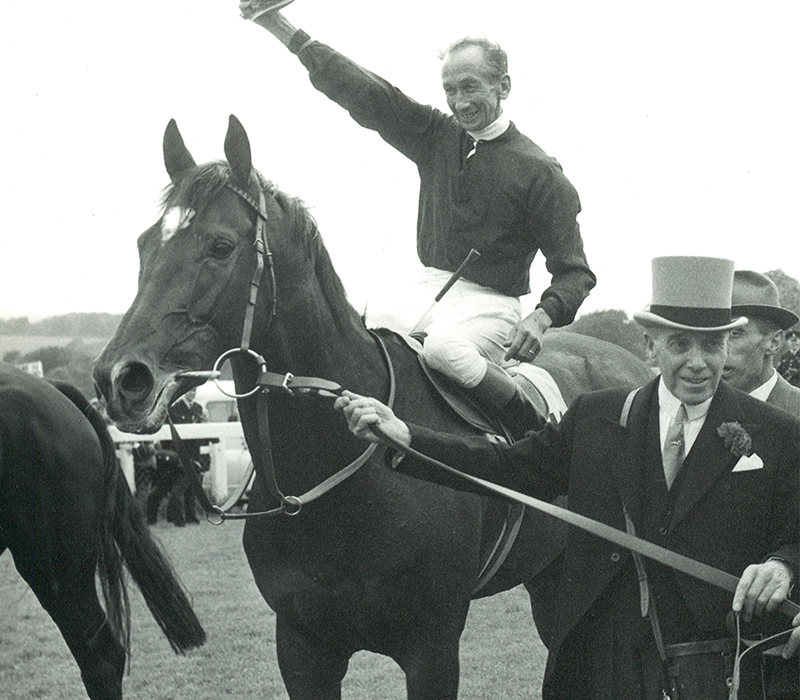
[409,248,481,335]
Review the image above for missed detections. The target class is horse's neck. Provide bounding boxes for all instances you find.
[258,270,388,399]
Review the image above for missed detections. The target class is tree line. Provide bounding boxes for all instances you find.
[0,312,123,338]
[2,269,797,398]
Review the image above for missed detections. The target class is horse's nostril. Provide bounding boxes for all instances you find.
[117,362,155,399]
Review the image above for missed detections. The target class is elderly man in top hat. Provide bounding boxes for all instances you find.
[723,270,800,416]
[336,256,800,700]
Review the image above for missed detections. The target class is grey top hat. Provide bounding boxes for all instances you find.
[730,270,799,330]
[633,256,747,331]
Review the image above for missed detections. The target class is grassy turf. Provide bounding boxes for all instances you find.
[0,519,546,699]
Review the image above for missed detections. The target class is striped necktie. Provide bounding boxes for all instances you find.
[663,404,687,489]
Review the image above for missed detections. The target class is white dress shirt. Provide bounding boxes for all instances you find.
[748,368,779,402]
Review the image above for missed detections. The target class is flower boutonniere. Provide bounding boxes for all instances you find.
[716,421,752,457]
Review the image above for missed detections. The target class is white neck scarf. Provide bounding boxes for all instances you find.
[467,114,511,143]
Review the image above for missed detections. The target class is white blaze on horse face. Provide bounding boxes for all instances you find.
[161,206,195,245]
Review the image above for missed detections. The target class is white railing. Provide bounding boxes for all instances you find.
[109,422,248,505]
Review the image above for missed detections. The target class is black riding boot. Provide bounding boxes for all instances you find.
[466,363,546,440]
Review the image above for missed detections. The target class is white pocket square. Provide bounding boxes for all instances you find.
[732,453,763,472]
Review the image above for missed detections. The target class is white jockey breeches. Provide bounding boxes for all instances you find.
[366,267,521,388]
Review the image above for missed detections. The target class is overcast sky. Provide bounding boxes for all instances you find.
[1,1,797,322]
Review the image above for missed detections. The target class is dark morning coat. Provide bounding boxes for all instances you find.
[767,372,800,418]
[760,372,800,698]
[397,376,799,695]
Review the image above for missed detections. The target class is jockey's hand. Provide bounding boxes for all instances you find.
[732,559,794,624]
[334,390,412,448]
[240,1,297,42]
[782,612,800,658]
[505,307,552,362]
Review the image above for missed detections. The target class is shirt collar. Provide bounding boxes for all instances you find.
[658,377,713,422]
[467,114,511,142]
[749,368,778,402]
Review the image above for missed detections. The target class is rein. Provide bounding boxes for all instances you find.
[171,179,395,522]
[371,424,800,623]
[219,329,396,521]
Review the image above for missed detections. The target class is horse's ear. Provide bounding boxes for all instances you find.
[224,114,253,187]
[163,119,196,182]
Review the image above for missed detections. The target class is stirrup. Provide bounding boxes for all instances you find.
[240,0,296,21]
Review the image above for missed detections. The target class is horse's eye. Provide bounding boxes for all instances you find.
[211,240,235,259]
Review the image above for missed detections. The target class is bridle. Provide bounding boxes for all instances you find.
[171,178,395,522]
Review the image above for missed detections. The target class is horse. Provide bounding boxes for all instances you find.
[0,363,206,700]
[92,115,653,699]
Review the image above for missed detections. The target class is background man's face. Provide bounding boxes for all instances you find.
[441,45,509,132]
[723,319,774,393]
[646,328,728,405]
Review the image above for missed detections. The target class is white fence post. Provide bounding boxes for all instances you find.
[208,440,229,505]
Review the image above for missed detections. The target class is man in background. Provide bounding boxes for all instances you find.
[146,389,208,526]
[723,270,800,699]
[725,270,800,415]
[778,330,800,388]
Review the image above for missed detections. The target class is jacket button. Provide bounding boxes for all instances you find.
[659,527,668,536]
[610,552,621,562]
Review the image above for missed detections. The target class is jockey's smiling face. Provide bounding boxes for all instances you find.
[441,45,510,133]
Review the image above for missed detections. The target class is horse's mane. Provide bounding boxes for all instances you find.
[160,161,315,243]
[161,162,362,331]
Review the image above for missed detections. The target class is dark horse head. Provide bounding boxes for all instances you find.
[94,116,366,433]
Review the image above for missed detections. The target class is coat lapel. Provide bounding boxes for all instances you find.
[669,382,754,529]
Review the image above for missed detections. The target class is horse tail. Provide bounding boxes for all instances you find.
[53,382,206,655]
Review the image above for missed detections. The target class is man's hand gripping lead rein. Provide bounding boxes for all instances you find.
[334,391,412,448]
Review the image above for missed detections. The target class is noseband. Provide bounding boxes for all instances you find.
[173,178,395,522]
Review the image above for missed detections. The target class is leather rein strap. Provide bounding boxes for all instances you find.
[372,423,800,621]
[229,329,396,521]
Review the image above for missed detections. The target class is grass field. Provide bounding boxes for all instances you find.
[0,519,546,699]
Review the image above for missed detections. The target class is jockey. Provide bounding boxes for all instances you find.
[239,0,596,435]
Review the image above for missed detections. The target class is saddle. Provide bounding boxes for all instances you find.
[395,331,566,436]
[386,329,568,594]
